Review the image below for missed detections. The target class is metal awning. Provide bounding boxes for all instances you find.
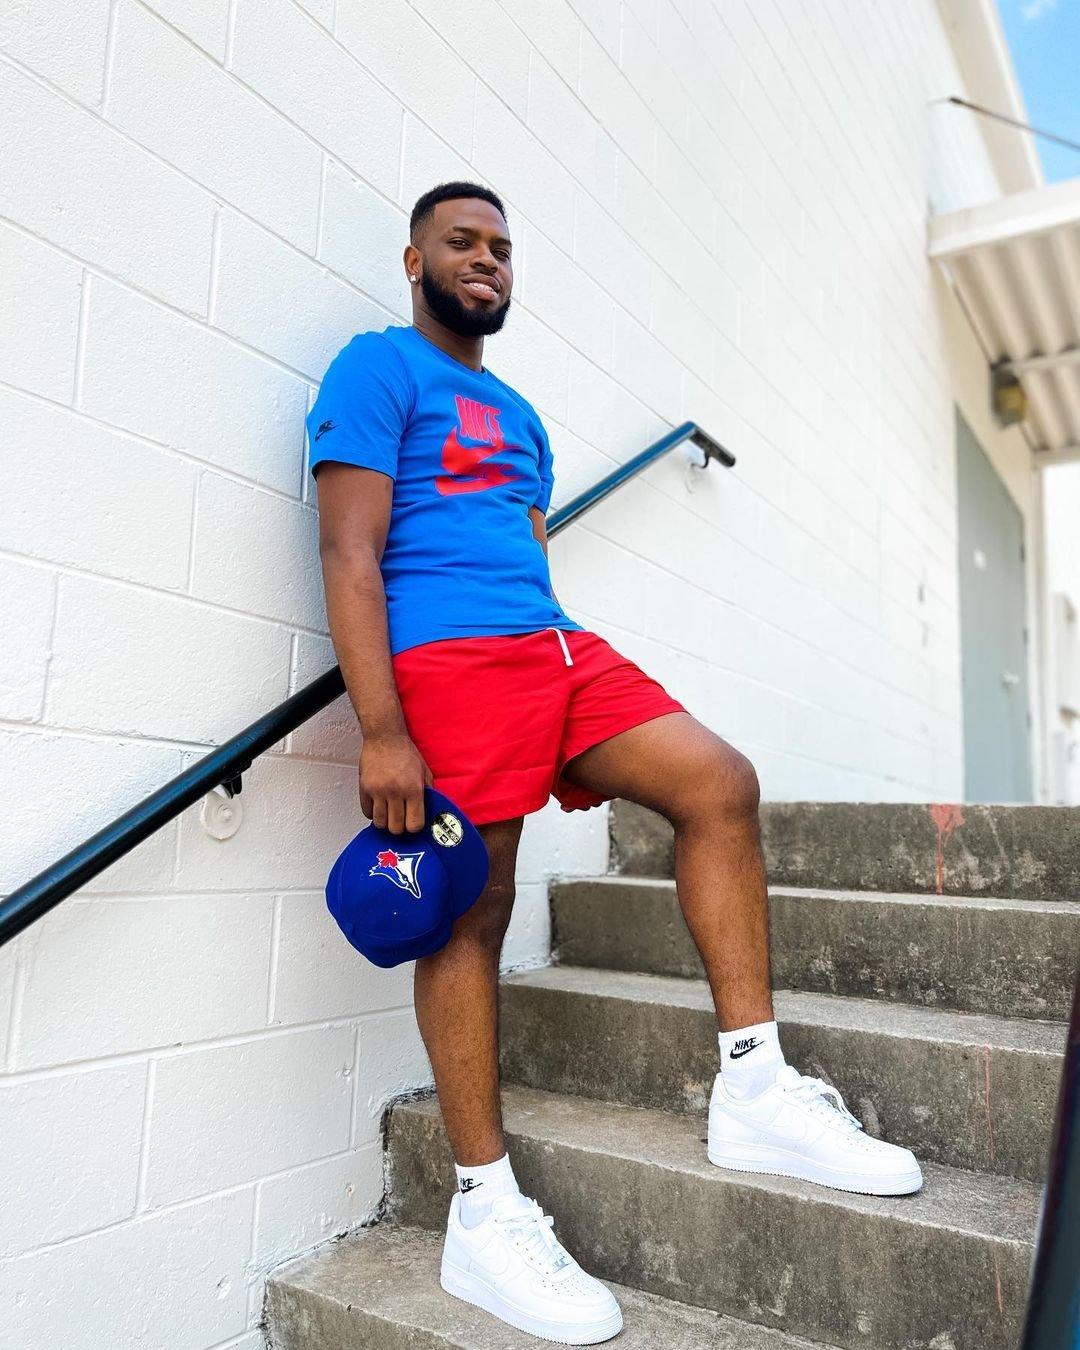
[929,177,1080,465]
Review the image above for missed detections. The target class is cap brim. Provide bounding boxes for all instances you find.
[325,846,348,925]
[355,910,454,967]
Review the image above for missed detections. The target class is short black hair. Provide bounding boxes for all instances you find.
[409,181,508,246]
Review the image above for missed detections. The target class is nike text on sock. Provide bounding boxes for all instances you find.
[454,1151,520,1228]
[718,1019,787,1098]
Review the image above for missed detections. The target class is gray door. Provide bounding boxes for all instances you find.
[956,409,1033,802]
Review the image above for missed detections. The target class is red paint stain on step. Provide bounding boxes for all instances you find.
[982,1045,996,1164]
[993,1250,1006,1325]
[929,803,965,894]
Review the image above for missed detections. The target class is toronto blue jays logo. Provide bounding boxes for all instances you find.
[370,847,425,899]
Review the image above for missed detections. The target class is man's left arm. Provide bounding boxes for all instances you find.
[528,505,561,606]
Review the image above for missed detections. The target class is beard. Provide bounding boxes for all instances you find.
[419,268,511,337]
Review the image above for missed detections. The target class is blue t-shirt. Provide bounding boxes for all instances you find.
[307,323,585,656]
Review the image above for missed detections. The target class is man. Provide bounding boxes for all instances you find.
[308,180,922,1346]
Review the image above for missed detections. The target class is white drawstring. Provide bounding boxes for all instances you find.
[552,629,573,666]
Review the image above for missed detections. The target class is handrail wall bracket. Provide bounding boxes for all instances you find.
[200,785,244,841]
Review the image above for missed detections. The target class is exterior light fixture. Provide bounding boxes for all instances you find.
[992,362,1028,427]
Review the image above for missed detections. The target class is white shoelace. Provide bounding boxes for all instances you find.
[493,1198,573,1275]
[781,1072,863,1132]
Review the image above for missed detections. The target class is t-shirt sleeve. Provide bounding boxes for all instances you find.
[306,333,410,482]
[533,420,555,514]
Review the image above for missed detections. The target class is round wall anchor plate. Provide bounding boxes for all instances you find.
[200,788,243,840]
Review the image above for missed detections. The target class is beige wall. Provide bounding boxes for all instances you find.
[1044,463,1080,802]
[932,267,1047,798]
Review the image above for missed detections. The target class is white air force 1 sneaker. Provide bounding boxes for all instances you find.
[708,1063,923,1196]
[439,1190,623,1345]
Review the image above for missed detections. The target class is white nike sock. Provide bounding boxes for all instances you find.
[454,1151,520,1228]
[718,1019,786,1099]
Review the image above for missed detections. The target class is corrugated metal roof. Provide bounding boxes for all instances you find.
[929,177,1080,464]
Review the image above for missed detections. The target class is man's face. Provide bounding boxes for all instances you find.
[415,199,513,337]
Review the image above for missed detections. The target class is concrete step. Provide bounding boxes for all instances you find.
[387,1084,1040,1350]
[497,966,1065,1182]
[266,1222,839,1349]
[609,799,1080,901]
[551,877,1080,1021]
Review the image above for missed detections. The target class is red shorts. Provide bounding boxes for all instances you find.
[390,627,687,826]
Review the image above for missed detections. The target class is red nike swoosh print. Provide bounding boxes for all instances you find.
[436,425,523,496]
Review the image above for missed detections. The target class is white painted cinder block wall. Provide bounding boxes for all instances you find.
[1,1,1010,1345]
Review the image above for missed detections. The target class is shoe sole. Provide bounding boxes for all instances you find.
[440,1259,623,1345]
[707,1136,923,1196]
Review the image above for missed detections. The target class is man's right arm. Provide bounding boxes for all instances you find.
[315,461,432,834]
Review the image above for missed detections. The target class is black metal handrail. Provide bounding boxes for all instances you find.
[0,420,732,949]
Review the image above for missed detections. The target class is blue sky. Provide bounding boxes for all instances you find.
[995,0,1080,182]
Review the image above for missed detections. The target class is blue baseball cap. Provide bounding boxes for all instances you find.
[325,786,489,967]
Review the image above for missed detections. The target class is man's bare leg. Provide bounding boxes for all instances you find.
[560,711,772,1030]
[559,710,923,1196]
[411,815,525,1166]
[669,755,774,1032]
